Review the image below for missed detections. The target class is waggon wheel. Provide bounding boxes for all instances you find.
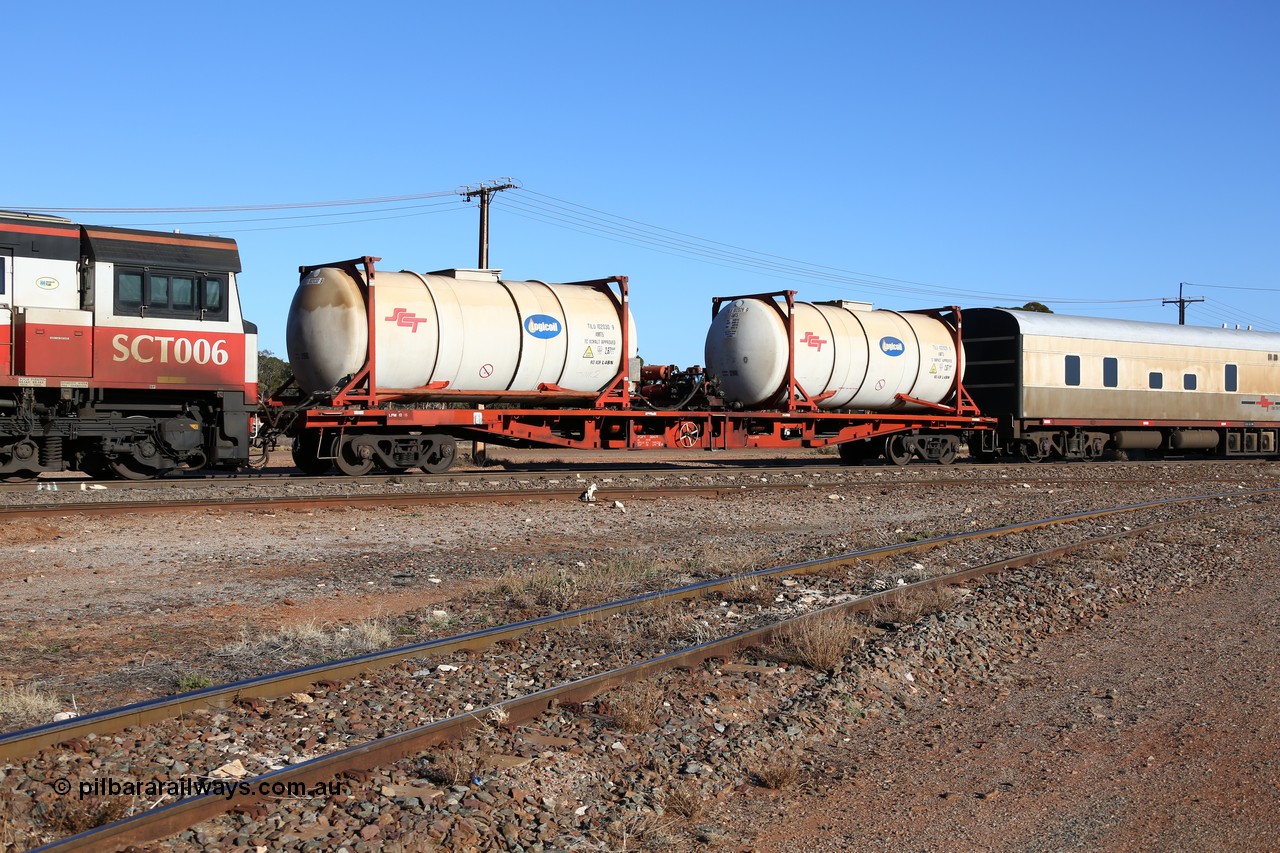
[837,441,869,465]
[885,434,913,467]
[334,437,375,477]
[1019,440,1045,463]
[936,438,958,465]
[1,470,39,483]
[422,436,457,474]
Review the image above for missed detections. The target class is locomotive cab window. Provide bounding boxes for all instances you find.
[114,267,229,321]
[1149,372,1163,389]
[1103,357,1118,388]
[1064,355,1081,386]
[204,277,225,314]
[1226,364,1238,392]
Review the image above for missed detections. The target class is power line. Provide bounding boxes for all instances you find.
[6,189,459,214]
[112,200,466,230]
[1182,280,1280,293]
[499,193,1167,308]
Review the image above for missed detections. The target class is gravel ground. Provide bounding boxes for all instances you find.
[1,455,1277,850]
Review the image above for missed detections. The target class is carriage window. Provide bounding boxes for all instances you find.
[1149,372,1163,389]
[1226,364,1238,392]
[1184,373,1197,391]
[1065,355,1081,386]
[1103,357,1118,388]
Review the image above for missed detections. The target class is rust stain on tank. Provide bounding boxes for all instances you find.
[295,269,363,312]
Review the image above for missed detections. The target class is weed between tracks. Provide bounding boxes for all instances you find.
[865,586,964,625]
[768,609,869,672]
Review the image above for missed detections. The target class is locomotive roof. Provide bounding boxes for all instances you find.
[968,307,1280,352]
[0,210,75,225]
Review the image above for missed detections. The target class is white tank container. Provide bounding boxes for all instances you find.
[287,267,637,399]
[704,298,960,410]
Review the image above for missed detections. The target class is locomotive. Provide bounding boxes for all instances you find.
[0,211,257,481]
[3,209,1277,480]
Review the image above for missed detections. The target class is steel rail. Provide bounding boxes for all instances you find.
[34,496,1265,853]
[5,488,1275,765]
[0,483,805,519]
[4,457,1271,497]
[4,470,1275,518]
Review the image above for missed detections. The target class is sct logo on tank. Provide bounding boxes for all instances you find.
[524,314,562,339]
[112,334,230,365]
[879,336,906,356]
[36,277,60,290]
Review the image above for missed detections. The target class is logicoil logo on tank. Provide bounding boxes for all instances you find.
[524,314,562,339]
[879,336,906,356]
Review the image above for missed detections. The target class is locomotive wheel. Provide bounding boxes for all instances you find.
[76,452,114,480]
[885,434,913,467]
[291,432,333,476]
[422,436,457,474]
[335,438,375,477]
[109,456,161,480]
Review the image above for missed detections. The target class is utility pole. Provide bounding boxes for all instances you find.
[460,179,518,268]
[457,179,518,467]
[1163,282,1204,325]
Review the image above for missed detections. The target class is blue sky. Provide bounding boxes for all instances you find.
[5,2,1276,366]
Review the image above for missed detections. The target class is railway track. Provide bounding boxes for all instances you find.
[2,462,1275,518]
[3,455,1272,499]
[10,488,1275,851]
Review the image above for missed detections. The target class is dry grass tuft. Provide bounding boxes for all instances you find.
[0,683,63,731]
[769,609,867,671]
[489,556,664,612]
[425,747,473,785]
[610,680,664,733]
[724,574,775,607]
[662,782,704,820]
[755,756,800,789]
[45,795,131,835]
[218,619,394,669]
[867,586,962,625]
[602,810,675,851]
